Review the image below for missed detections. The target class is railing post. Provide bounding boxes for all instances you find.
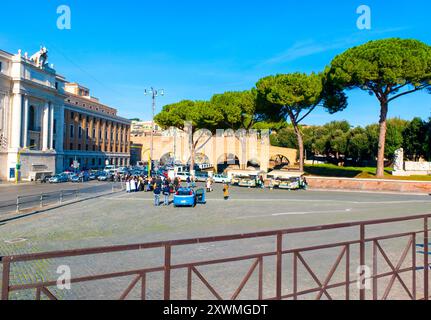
[360,224,366,300]
[16,196,20,213]
[40,193,43,208]
[276,232,283,300]
[1,257,11,300]
[424,217,429,300]
[164,244,171,300]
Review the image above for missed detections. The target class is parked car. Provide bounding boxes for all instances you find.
[49,174,69,183]
[238,177,257,188]
[194,171,209,182]
[278,177,306,190]
[97,172,112,182]
[40,175,53,183]
[70,174,80,183]
[176,172,191,180]
[213,174,230,184]
[173,188,206,207]
[231,175,248,185]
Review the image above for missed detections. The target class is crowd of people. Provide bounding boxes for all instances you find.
[123,174,220,207]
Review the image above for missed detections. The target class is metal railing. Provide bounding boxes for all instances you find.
[0,182,125,215]
[15,189,79,213]
[1,214,430,300]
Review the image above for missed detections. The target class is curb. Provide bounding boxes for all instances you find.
[308,188,431,196]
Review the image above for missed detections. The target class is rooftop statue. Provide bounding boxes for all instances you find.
[30,47,48,69]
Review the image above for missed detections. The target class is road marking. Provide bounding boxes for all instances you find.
[236,209,353,220]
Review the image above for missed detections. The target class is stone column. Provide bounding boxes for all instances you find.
[11,93,23,149]
[57,105,64,152]
[22,96,29,148]
[49,103,54,149]
[42,102,49,151]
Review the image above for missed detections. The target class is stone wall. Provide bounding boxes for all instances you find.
[0,152,7,181]
[404,161,431,174]
[307,176,431,194]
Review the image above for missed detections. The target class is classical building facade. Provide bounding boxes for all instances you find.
[0,48,131,181]
[63,83,131,171]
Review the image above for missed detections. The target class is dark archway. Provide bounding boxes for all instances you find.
[270,154,290,170]
[217,153,240,173]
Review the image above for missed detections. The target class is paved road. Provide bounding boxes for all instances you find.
[0,181,120,215]
[1,185,431,300]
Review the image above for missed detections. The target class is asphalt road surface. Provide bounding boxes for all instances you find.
[0,181,119,215]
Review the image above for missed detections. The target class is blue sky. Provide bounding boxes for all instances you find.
[1,0,430,126]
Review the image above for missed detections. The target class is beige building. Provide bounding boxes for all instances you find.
[0,47,131,181]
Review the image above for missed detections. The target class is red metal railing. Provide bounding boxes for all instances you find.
[1,214,430,300]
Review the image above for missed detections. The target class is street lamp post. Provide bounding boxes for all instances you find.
[144,87,164,175]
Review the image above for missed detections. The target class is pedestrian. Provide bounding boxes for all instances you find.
[260,176,265,189]
[154,184,161,206]
[163,184,171,206]
[223,183,230,200]
[206,178,212,192]
[186,176,191,188]
[126,178,131,193]
[130,177,137,193]
[173,177,179,191]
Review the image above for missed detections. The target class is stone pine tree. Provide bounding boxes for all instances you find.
[256,72,346,172]
[211,90,258,169]
[154,100,223,175]
[326,38,431,177]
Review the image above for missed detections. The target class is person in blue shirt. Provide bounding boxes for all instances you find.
[153,185,161,206]
[163,184,171,206]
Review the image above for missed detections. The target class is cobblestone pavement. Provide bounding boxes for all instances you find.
[1,184,431,300]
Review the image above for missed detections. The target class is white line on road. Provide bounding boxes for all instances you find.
[235,209,353,220]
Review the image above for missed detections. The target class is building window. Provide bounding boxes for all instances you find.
[70,143,73,150]
[78,127,82,139]
[98,159,102,166]
[86,144,89,151]
[55,82,58,90]
[71,112,74,119]
[93,145,96,151]
[53,119,57,134]
[53,140,56,149]
[28,106,36,131]
[92,158,95,166]
[0,61,2,72]
[30,139,35,147]
[78,144,81,150]
[70,125,74,138]
[92,128,96,139]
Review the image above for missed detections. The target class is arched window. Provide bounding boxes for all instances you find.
[28,106,35,131]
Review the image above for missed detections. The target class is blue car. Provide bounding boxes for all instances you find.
[173,188,206,207]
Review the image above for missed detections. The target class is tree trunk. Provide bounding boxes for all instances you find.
[241,135,247,170]
[376,101,389,178]
[293,124,305,172]
[190,142,195,178]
